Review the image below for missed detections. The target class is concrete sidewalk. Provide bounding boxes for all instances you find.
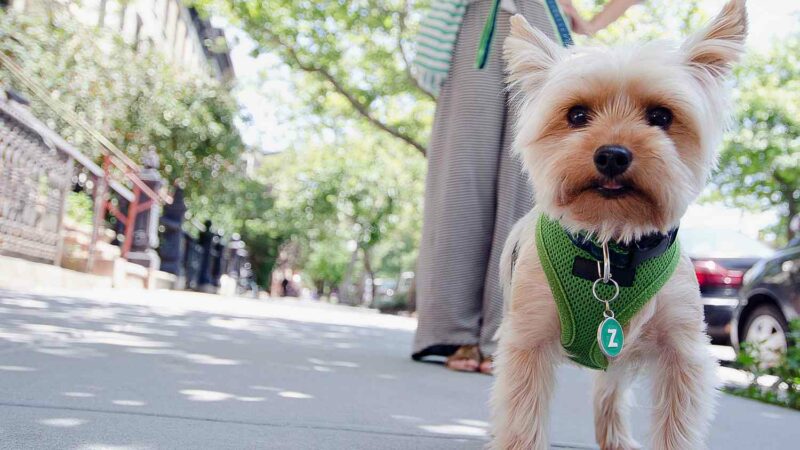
[0,288,796,449]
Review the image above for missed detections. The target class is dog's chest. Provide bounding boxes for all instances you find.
[531,215,681,370]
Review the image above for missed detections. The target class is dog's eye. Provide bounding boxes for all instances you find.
[567,106,590,127]
[646,107,673,129]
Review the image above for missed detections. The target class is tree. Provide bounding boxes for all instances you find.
[202,0,722,294]
[715,37,800,243]
[258,129,424,302]
[193,0,434,156]
[0,11,249,225]
[574,0,705,44]
[0,11,292,285]
[304,238,350,297]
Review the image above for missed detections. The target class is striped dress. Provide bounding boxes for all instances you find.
[412,0,562,360]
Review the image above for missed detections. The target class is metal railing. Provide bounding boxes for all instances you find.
[0,52,256,294]
[0,50,169,271]
[0,99,72,263]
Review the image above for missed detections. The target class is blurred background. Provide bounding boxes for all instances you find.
[0,0,800,450]
[1,0,797,302]
[0,0,799,436]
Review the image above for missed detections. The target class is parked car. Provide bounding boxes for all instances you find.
[732,234,800,364]
[679,228,774,344]
[372,273,415,313]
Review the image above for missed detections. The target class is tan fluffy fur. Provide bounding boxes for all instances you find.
[490,2,748,449]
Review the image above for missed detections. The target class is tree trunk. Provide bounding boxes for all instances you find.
[778,179,799,242]
[314,279,324,298]
[787,195,798,241]
[407,274,417,313]
[355,273,366,306]
[338,246,360,305]
[362,247,376,307]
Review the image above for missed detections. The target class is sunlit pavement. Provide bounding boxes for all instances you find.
[0,289,796,449]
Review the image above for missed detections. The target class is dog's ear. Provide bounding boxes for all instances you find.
[504,14,564,94]
[682,0,747,79]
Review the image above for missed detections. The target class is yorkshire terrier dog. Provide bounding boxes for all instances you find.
[490,1,747,449]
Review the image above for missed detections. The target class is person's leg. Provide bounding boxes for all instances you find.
[478,132,531,371]
[478,1,559,370]
[412,1,508,363]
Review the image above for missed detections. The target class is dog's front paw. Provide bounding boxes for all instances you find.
[599,436,642,450]
[488,435,548,450]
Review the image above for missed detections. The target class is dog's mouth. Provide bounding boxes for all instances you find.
[561,177,648,207]
[590,178,634,198]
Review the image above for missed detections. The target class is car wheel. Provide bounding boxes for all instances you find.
[742,304,788,367]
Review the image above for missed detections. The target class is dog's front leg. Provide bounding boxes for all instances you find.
[490,339,559,450]
[648,268,719,450]
[650,331,717,450]
[491,224,561,450]
[594,364,641,450]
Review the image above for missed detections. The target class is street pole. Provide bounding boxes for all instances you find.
[86,154,110,273]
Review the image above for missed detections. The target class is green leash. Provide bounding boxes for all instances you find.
[535,214,681,370]
[475,0,502,69]
[475,0,574,69]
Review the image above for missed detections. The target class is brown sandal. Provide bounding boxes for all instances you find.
[445,345,480,372]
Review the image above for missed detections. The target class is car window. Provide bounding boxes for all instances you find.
[679,228,774,259]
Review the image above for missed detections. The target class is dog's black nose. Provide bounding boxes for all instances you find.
[594,145,632,178]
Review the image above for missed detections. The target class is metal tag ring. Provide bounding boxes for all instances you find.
[592,278,620,303]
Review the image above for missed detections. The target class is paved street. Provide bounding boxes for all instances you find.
[0,288,797,449]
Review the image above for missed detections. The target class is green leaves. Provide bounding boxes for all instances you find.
[729,319,800,410]
[193,0,434,154]
[716,37,800,243]
[0,11,250,237]
[258,130,424,287]
[573,0,706,44]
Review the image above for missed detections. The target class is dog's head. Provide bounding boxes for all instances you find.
[505,0,747,243]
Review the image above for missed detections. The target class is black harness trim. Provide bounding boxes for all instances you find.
[568,228,679,286]
[510,227,679,288]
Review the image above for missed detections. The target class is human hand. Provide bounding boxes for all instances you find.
[558,0,594,36]
[569,13,595,36]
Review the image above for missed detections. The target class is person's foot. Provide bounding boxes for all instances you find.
[445,345,480,372]
[478,356,493,375]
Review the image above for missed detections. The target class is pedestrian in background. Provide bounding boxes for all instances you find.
[411,0,641,374]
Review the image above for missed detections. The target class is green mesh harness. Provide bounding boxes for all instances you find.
[534,214,681,370]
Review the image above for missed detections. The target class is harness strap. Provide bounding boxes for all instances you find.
[535,214,681,370]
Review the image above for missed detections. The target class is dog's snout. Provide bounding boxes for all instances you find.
[594,145,632,178]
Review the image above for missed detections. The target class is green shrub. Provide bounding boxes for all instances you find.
[66,192,94,228]
[376,291,408,314]
[727,319,800,410]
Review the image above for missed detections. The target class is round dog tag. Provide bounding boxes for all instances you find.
[597,317,624,358]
